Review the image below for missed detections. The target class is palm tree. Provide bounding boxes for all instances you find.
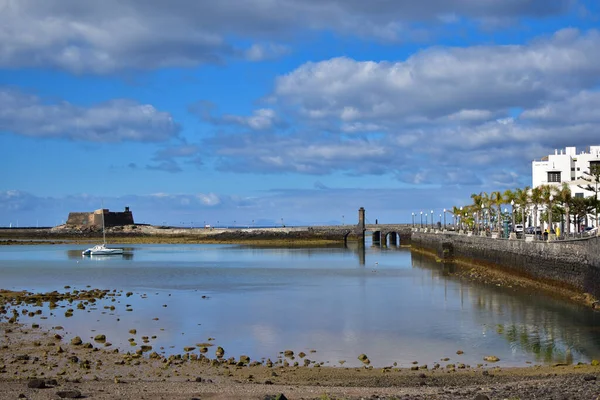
[450,205,462,229]
[540,184,558,233]
[490,191,503,233]
[515,186,530,229]
[470,192,484,232]
[503,189,517,233]
[530,186,543,234]
[555,183,572,235]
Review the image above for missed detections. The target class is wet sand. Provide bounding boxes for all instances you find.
[2,321,600,399]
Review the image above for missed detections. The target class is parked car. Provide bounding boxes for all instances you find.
[525,226,542,235]
[584,226,598,236]
[514,224,524,233]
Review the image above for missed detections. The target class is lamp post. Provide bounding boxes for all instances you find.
[342,215,345,226]
[481,203,485,232]
[548,194,554,236]
[504,208,508,238]
[425,213,428,228]
[443,208,447,230]
[439,214,442,228]
[511,200,516,232]
[412,212,415,227]
[430,210,434,229]
[420,211,423,228]
[459,206,463,230]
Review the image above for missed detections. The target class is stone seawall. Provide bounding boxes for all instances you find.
[411,232,600,299]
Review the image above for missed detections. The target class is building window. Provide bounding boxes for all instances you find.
[591,160,600,170]
[575,193,584,198]
[547,171,561,183]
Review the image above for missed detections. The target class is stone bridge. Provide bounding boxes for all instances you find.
[305,208,413,246]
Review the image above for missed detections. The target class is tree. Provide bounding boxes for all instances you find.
[570,197,595,233]
[514,186,530,229]
[555,183,572,235]
[578,164,600,229]
[540,184,558,233]
[503,189,517,233]
[530,186,543,233]
[490,191,503,233]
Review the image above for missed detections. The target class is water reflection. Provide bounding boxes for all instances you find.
[1,244,599,367]
[411,252,600,365]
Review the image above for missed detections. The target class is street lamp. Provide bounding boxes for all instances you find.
[412,212,415,227]
[420,211,423,228]
[459,206,463,230]
[480,203,485,232]
[439,213,442,228]
[342,215,345,226]
[511,200,516,232]
[443,208,447,230]
[549,194,554,236]
[425,212,428,227]
[430,210,434,229]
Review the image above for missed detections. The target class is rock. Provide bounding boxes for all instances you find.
[358,354,368,362]
[298,352,306,358]
[591,359,600,366]
[45,379,58,386]
[94,334,106,342]
[27,379,46,389]
[263,394,288,400]
[239,355,250,364]
[184,346,195,352]
[56,389,82,398]
[70,337,82,346]
[456,350,464,355]
[215,346,225,357]
[483,355,499,362]
[584,374,597,381]
[474,395,490,400]
[283,350,294,357]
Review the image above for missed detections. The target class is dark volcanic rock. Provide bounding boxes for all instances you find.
[27,379,46,389]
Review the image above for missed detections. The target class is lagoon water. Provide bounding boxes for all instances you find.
[1,240,600,367]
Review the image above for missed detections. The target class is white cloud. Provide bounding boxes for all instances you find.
[0,0,574,72]
[0,89,179,142]
[273,29,600,125]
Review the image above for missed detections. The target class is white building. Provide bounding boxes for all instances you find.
[531,146,600,230]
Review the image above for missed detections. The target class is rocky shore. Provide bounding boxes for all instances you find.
[2,320,600,400]
[2,289,600,399]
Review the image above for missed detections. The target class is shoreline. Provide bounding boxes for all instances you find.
[1,321,599,399]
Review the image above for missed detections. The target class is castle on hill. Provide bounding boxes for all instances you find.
[66,207,134,228]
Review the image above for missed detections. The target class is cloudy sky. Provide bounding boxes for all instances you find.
[1,0,599,227]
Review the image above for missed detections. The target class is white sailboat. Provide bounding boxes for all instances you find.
[82,206,123,256]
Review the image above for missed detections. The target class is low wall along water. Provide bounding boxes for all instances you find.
[410,231,600,300]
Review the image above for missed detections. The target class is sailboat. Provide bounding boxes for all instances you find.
[82,206,124,256]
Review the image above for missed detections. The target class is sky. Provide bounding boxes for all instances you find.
[1,0,600,228]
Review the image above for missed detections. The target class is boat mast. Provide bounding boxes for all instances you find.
[101,201,106,245]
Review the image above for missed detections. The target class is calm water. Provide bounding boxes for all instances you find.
[1,241,599,368]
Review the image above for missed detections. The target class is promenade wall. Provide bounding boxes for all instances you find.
[411,232,600,299]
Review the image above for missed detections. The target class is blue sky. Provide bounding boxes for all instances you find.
[1,0,600,227]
